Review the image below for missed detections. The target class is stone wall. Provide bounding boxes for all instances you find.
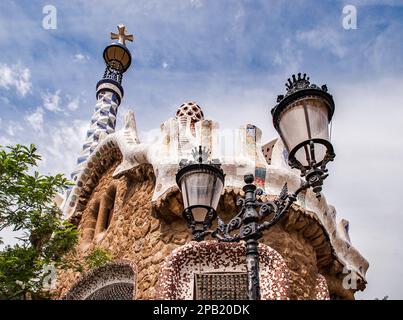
[57,161,192,299]
[56,159,354,300]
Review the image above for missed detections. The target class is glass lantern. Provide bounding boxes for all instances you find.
[176,147,225,239]
[103,43,132,72]
[272,74,335,174]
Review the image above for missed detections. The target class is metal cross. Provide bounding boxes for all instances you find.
[110,24,134,46]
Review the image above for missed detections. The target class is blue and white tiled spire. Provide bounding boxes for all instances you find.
[71,24,134,181]
[73,91,120,171]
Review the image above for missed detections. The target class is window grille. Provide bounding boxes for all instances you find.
[194,272,248,300]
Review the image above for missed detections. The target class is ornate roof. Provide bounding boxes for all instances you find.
[61,109,369,286]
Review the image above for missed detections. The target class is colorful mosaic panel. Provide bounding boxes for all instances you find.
[63,260,136,300]
[156,241,292,300]
[71,91,120,181]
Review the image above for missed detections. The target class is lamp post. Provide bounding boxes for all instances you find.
[176,74,336,300]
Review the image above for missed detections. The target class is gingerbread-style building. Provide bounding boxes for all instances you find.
[56,25,368,300]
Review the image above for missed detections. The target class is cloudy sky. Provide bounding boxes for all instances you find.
[0,0,402,299]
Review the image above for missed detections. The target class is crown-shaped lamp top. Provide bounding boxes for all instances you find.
[276,73,329,103]
[285,73,310,91]
[272,73,335,128]
[110,24,134,46]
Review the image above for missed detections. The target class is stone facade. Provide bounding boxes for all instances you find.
[56,147,364,299]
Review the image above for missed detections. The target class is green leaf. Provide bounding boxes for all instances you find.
[0,144,78,299]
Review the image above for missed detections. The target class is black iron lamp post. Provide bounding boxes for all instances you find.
[176,74,336,300]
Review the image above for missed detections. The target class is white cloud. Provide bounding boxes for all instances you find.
[25,107,44,133]
[162,61,169,69]
[3,114,88,179]
[0,96,9,104]
[74,53,90,62]
[297,28,347,58]
[355,0,403,6]
[0,63,32,97]
[39,119,88,176]
[40,91,82,113]
[0,137,11,147]
[42,90,62,112]
[67,96,80,111]
[234,6,244,21]
[362,22,403,73]
[6,121,23,136]
[6,125,14,136]
[190,0,203,9]
[273,38,302,75]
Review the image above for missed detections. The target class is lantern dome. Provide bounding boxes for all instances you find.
[103,43,132,72]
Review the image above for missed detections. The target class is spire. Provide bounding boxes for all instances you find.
[99,24,134,97]
[71,25,134,181]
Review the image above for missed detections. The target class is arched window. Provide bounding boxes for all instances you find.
[63,261,136,300]
[94,185,117,236]
[83,185,117,243]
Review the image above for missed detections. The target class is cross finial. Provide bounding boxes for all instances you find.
[110,24,134,46]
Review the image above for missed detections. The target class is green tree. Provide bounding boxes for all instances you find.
[84,247,114,269]
[0,144,78,299]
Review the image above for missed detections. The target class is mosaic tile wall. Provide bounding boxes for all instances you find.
[71,91,120,181]
[63,260,136,300]
[156,241,329,300]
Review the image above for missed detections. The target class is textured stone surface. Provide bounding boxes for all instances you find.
[57,162,190,299]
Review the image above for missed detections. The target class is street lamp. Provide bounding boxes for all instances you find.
[176,74,336,300]
[272,73,336,198]
[176,146,225,242]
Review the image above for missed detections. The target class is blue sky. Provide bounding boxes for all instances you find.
[1,0,403,299]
